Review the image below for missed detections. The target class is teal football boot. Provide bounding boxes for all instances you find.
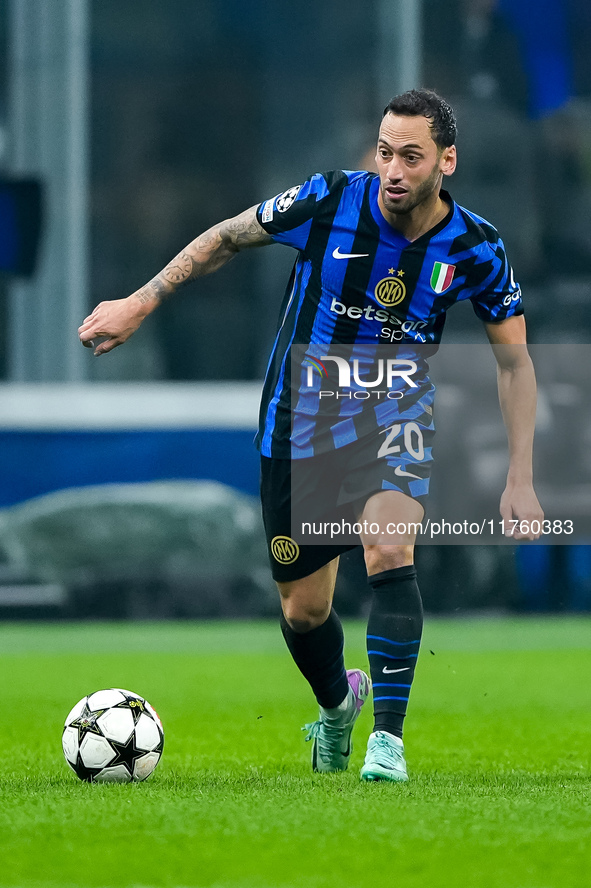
[303,669,370,773]
[360,730,409,782]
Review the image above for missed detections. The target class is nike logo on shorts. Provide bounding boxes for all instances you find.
[394,466,421,479]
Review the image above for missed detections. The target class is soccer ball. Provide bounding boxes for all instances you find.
[62,688,164,783]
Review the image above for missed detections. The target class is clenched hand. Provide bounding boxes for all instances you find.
[499,480,544,540]
[78,294,153,356]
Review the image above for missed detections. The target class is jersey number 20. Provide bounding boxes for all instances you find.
[377,422,424,461]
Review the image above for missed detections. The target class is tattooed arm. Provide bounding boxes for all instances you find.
[78,206,271,355]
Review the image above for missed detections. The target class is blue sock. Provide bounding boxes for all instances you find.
[367,565,423,739]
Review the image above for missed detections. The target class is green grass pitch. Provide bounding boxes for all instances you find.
[1,617,590,888]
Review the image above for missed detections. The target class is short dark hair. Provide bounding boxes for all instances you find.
[383,88,457,149]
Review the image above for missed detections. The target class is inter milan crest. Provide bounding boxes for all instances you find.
[374,273,406,307]
[271,535,300,564]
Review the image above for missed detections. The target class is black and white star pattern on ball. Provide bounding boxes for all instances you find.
[72,754,102,783]
[63,688,164,782]
[106,731,149,777]
[114,694,145,721]
[70,705,106,742]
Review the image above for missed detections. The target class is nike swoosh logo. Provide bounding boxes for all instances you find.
[332,246,370,260]
[394,466,421,479]
[382,666,410,674]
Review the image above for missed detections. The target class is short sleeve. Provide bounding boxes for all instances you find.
[256,171,341,252]
[469,237,524,323]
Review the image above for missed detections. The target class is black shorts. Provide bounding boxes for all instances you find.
[260,422,433,582]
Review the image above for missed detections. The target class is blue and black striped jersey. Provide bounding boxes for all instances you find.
[255,170,523,459]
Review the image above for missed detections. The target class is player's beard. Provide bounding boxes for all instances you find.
[381,160,442,216]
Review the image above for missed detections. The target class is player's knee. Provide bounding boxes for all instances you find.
[364,544,414,575]
[281,598,331,633]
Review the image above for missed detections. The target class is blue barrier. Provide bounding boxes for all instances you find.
[0,383,262,506]
[0,429,260,507]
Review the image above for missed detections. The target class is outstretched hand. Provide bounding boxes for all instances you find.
[499,481,544,540]
[78,296,148,356]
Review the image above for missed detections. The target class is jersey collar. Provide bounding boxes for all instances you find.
[367,176,455,246]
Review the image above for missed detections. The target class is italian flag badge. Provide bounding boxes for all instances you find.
[430,261,456,293]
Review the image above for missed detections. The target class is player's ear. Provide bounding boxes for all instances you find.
[440,145,457,177]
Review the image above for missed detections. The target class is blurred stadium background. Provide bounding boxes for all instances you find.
[0,0,590,619]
